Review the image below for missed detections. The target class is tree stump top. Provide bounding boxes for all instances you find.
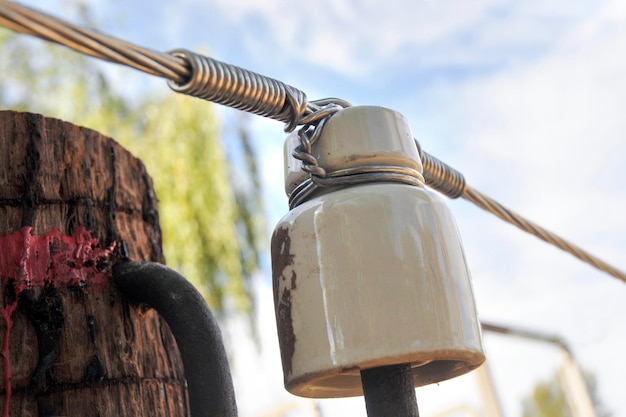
[0,110,188,417]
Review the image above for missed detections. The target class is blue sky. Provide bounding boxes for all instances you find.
[11,0,626,416]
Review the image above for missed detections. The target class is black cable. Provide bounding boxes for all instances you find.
[112,261,238,417]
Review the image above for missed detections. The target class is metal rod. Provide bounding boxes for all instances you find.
[481,321,568,352]
[360,364,419,417]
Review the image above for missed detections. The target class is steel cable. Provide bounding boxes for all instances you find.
[0,1,624,283]
[0,1,188,81]
[419,148,626,283]
[462,185,626,283]
[0,1,309,128]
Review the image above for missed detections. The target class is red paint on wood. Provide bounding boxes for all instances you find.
[0,227,115,416]
[0,227,115,291]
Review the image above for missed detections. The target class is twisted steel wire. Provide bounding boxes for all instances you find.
[0,1,624,283]
[418,142,626,282]
[0,1,188,81]
[481,322,569,353]
[462,185,626,283]
[0,1,309,128]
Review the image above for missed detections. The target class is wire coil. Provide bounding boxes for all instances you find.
[288,166,426,209]
[415,141,467,199]
[168,49,308,130]
[288,103,427,208]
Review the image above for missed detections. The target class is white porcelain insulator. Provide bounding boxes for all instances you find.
[284,106,423,196]
[272,106,485,398]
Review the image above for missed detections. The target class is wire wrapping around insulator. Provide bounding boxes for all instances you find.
[415,140,467,199]
[288,166,426,209]
[290,100,348,179]
[168,49,308,129]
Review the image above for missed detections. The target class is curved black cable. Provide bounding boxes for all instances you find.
[112,261,238,417]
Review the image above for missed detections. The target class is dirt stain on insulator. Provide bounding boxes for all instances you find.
[271,227,297,376]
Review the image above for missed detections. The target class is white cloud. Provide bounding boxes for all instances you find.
[175,0,503,75]
[170,0,611,83]
[453,0,626,229]
[438,2,626,414]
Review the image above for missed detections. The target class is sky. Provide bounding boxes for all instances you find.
[8,0,626,416]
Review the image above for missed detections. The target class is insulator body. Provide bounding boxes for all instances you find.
[271,106,485,398]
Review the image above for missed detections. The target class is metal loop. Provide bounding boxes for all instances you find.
[297,128,313,154]
[323,165,424,184]
[302,164,327,178]
[288,166,425,209]
[298,104,343,127]
[288,180,317,209]
[311,97,353,108]
[292,147,320,167]
[307,115,331,147]
[283,85,309,132]
[290,100,350,182]
[313,171,423,188]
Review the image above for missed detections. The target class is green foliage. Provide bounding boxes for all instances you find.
[522,370,611,417]
[131,95,253,313]
[522,376,572,417]
[0,26,263,316]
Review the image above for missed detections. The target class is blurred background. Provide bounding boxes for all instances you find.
[1,0,625,416]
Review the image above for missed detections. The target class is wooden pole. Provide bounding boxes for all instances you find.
[474,363,504,417]
[0,111,188,416]
[557,348,598,417]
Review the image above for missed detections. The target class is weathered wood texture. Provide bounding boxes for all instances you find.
[0,111,188,416]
